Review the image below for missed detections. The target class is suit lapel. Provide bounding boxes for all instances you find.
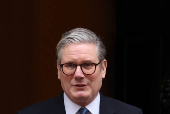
[100,93,116,114]
[50,92,66,114]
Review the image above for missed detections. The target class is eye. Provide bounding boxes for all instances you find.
[82,63,94,69]
[83,63,92,66]
[64,63,75,68]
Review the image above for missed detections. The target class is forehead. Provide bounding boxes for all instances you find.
[61,43,98,63]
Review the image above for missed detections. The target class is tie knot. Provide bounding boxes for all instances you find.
[78,107,89,114]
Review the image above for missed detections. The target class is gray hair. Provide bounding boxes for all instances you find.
[56,28,106,63]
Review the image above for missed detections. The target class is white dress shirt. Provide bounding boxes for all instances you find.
[64,92,100,114]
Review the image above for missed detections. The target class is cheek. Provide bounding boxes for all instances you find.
[60,75,72,84]
[89,73,103,89]
[60,75,72,89]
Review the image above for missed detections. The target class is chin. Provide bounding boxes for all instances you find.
[72,91,91,100]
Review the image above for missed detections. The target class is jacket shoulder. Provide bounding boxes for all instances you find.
[17,93,65,114]
[100,94,143,114]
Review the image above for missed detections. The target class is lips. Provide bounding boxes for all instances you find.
[74,84,87,87]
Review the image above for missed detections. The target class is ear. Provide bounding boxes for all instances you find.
[57,61,61,80]
[101,59,107,79]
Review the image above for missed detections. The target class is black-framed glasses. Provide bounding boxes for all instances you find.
[59,61,102,75]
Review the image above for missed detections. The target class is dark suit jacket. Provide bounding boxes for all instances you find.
[17,93,143,114]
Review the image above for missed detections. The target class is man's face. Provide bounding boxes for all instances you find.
[57,43,107,106]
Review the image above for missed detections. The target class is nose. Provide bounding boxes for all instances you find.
[74,65,85,79]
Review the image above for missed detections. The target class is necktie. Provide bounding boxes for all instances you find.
[78,107,89,114]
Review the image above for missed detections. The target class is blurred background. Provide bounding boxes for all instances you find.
[1,0,170,114]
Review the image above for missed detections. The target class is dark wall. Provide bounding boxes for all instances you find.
[115,0,170,114]
[1,0,115,114]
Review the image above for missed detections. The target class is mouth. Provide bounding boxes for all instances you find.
[74,84,87,87]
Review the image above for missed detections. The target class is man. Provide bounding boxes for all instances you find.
[17,28,143,114]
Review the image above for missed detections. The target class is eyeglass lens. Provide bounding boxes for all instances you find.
[62,63,97,75]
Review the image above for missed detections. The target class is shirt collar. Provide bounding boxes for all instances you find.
[64,92,100,114]
[86,93,100,114]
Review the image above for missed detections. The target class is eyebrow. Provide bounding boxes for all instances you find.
[62,60,95,64]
